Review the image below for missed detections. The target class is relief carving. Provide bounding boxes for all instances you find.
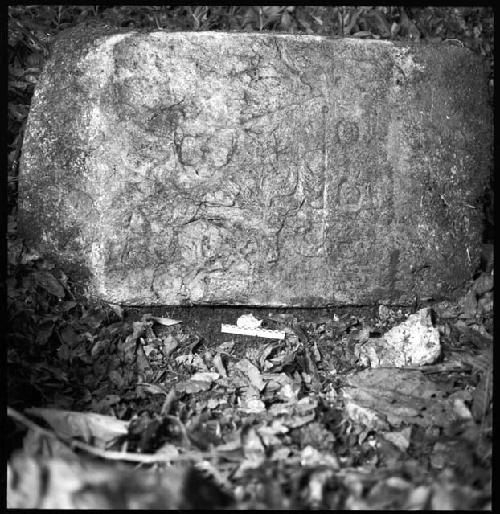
[336,118,360,145]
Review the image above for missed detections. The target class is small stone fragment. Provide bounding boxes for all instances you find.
[460,290,478,320]
[236,314,262,330]
[452,398,473,420]
[434,300,460,319]
[477,292,493,317]
[378,305,392,321]
[380,427,412,452]
[356,308,441,367]
[472,272,494,296]
[405,486,431,510]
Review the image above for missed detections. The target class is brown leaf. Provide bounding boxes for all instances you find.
[175,379,211,394]
[352,30,373,38]
[35,319,55,345]
[369,9,391,36]
[280,11,293,31]
[471,367,493,421]
[59,325,81,347]
[241,425,265,462]
[161,334,179,358]
[25,407,129,446]
[344,6,367,35]
[261,6,285,21]
[136,342,151,375]
[142,313,181,326]
[32,270,65,298]
[235,359,265,391]
[60,300,77,312]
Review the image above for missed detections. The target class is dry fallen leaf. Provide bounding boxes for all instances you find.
[25,408,129,447]
[32,270,65,298]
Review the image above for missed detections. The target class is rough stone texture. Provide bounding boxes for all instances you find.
[19,28,492,306]
[355,308,441,367]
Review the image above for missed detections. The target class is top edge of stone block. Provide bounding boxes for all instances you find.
[47,26,486,71]
[51,24,479,51]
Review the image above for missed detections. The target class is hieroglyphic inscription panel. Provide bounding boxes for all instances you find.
[19,30,491,305]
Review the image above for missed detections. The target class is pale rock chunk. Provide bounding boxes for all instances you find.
[356,308,441,367]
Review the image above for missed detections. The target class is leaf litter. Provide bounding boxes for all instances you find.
[6,239,493,509]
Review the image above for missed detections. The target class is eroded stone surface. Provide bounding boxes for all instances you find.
[19,28,492,305]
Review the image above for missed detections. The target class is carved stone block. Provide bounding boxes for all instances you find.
[19,29,492,305]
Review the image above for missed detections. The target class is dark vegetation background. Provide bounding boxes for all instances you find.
[7,5,494,245]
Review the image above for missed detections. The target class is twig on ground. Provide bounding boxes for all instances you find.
[7,406,211,464]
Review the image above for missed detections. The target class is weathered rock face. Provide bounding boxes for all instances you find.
[19,28,492,306]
